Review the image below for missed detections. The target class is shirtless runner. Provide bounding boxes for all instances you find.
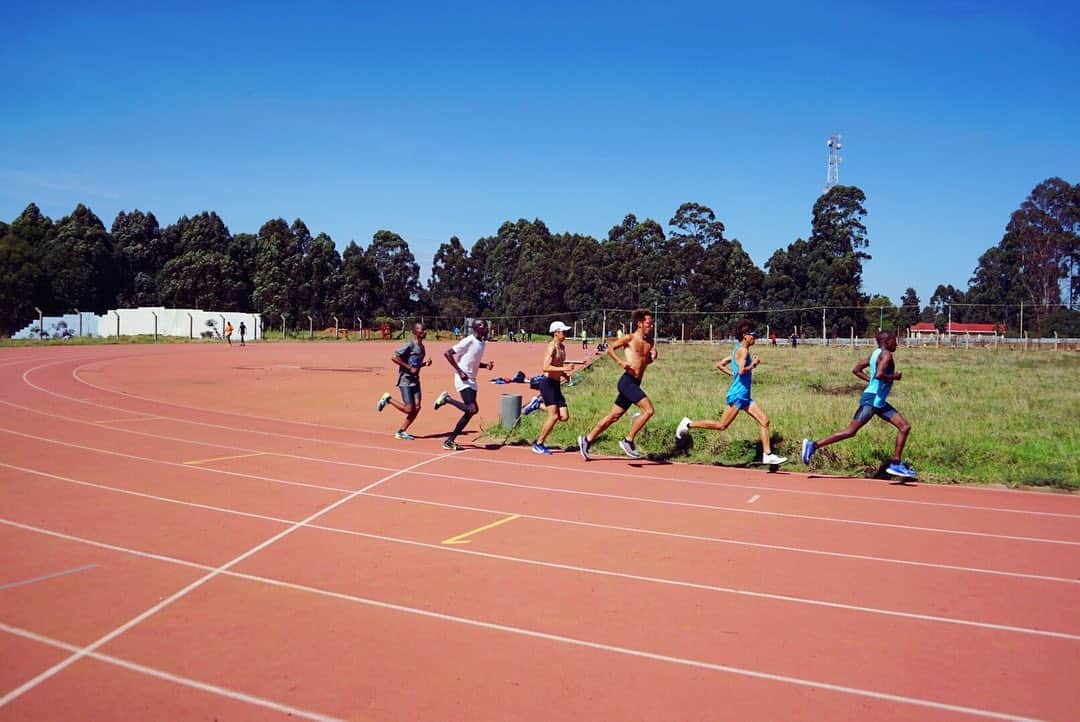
[578,309,657,460]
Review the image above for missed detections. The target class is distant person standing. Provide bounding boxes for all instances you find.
[378,322,432,440]
[434,318,494,450]
[790,331,798,348]
[581,329,588,350]
[224,321,234,345]
[238,321,247,346]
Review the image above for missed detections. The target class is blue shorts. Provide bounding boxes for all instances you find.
[614,372,647,410]
[854,392,897,424]
[726,392,751,411]
[398,384,421,408]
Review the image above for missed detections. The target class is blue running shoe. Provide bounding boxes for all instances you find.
[801,438,816,465]
[395,430,415,441]
[578,435,590,461]
[887,460,917,478]
[522,395,543,415]
[531,442,552,455]
[377,392,391,412]
[619,438,642,459]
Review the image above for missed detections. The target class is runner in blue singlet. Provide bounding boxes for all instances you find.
[801,330,915,478]
[675,319,787,466]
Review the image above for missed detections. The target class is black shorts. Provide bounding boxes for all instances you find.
[614,372,647,410]
[537,376,567,408]
[458,387,478,407]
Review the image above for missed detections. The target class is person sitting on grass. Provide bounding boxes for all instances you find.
[800,329,915,478]
[676,318,787,466]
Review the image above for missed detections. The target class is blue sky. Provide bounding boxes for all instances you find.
[2,0,1077,307]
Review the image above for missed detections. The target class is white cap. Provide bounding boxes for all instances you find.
[549,321,572,333]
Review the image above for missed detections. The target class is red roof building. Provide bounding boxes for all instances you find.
[908,321,1004,337]
[947,322,1005,335]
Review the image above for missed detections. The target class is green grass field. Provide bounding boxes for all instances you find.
[492,344,1080,490]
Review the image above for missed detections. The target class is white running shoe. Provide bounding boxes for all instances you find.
[434,391,450,410]
[762,452,788,465]
[676,417,691,440]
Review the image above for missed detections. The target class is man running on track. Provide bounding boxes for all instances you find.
[676,318,787,465]
[434,318,494,451]
[531,321,580,455]
[377,322,432,440]
[578,309,656,460]
[801,330,915,478]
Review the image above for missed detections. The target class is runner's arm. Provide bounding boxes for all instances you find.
[852,357,871,382]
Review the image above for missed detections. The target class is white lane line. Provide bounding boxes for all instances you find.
[1,431,1077,584]
[0,521,1048,722]
[0,452,449,711]
[3,467,1078,639]
[16,360,1080,522]
[0,564,97,591]
[34,356,1080,512]
[748,495,760,504]
[2,412,1075,548]
[364,492,1080,585]
[0,623,346,722]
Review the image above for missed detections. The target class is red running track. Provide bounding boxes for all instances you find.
[1,343,1078,721]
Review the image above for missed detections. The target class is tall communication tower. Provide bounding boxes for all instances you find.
[824,134,842,192]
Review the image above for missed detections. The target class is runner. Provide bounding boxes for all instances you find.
[434,318,494,451]
[800,329,916,478]
[531,321,580,455]
[675,319,787,465]
[578,309,656,460]
[377,322,432,440]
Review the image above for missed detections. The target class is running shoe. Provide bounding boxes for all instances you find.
[522,395,543,415]
[394,430,415,441]
[676,416,692,440]
[442,439,461,451]
[619,438,642,459]
[377,392,391,412]
[434,391,450,410]
[801,439,816,465]
[762,452,788,465]
[887,460,917,478]
[578,435,590,461]
[531,442,552,455]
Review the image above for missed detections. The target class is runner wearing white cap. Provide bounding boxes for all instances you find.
[530,321,581,454]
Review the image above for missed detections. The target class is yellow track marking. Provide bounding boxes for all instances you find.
[441,514,520,545]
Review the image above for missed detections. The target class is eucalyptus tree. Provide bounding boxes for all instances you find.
[428,235,478,319]
[0,204,52,333]
[112,209,165,306]
[366,230,420,317]
[42,204,117,313]
[252,218,302,319]
[337,240,383,321]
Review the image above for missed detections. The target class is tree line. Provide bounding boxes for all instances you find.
[1,178,1076,338]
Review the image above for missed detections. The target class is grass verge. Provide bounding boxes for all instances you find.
[483,344,1080,490]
